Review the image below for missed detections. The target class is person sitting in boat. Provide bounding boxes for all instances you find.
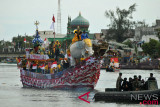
[138,75,142,81]
[122,78,129,91]
[128,77,133,91]
[72,26,82,44]
[16,56,21,66]
[132,77,140,91]
[57,63,61,72]
[133,75,137,82]
[148,73,156,81]
[53,40,61,62]
[44,63,49,74]
[50,67,54,74]
[81,30,88,40]
[116,73,123,91]
[53,67,57,73]
[140,79,145,90]
[59,51,65,58]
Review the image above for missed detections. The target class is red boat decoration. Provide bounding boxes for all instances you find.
[20,56,101,89]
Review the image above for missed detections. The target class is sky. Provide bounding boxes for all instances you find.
[0,0,160,41]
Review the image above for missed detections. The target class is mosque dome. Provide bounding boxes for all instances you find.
[70,12,89,28]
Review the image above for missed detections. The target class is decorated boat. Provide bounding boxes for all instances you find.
[17,20,108,89]
[106,57,120,72]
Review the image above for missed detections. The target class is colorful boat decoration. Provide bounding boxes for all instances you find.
[17,19,108,89]
[20,56,101,89]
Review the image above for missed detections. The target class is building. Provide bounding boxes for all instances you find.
[154,20,160,37]
[134,19,160,42]
[39,13,106,43]
[67,12,95,40]
[134,27,155,41]
[38,31,66,42]
[141,35,159,43]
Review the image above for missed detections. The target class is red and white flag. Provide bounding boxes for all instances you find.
[24,38,26,42]
[39,64,45,69]
[50,15,55,32]
[32,64,37,69]
[44,38,46,43]
[51,61,57,68]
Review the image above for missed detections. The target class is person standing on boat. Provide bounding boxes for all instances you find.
[81,30,88,40]
[53,40,61,62]
[72,26,82,44]
[148,73,156,80]
[22,55,27,70]
[116,73,123,91]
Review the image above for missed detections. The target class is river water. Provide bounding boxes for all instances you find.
[0,63,160,107]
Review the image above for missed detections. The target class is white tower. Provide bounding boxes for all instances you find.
[57,0,61,34]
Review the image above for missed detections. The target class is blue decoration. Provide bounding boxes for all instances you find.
[32,30,44,45]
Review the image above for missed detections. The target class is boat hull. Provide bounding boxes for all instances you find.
[94,89,160,103]
[20,58,101,89]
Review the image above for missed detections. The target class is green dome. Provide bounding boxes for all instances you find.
[71,13,89,28]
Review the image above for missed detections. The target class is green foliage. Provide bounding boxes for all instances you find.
[142,43,150,55]
[135,46,137,54]
[142,39,159,58]
[123,40,133,48]
[12,35,34,48]
[156,42,160,57]
[105,4,137,42]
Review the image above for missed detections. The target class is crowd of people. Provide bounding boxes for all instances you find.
[19,55,70,75]
[116,73,156,91]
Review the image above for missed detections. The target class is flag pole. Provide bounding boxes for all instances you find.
[25,33,26,49]
[54,31,55,43]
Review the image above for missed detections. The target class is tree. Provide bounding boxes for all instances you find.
[105,4,136,42]
[123,40,133,48]
[135,20,149,28]
[142,43,150,55]
[12,35,34,49]
[142,39,159,58]
[156,42,160,57]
